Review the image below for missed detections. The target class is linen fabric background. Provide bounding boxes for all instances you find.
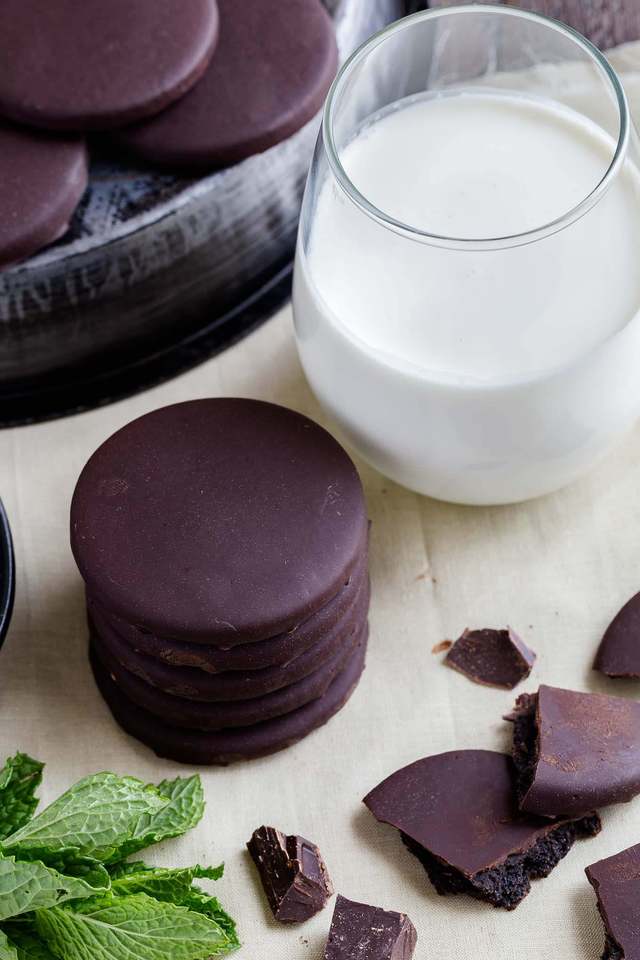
[2,40,640,960]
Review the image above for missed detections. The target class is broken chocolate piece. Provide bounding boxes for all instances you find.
[595,591,640,678]
[363,750,600,910]
[586,842,640,960]
[508,684,640,818]
[247,825,333,922]
[445,627,535,689]
[324,895,417,960]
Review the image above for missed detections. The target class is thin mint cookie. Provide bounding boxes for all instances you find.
[71,399,367,644]
[0,0,219,131]
[0,121,88,267]
[116,0,338,169]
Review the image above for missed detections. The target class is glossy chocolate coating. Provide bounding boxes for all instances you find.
[445,627,536,690]
[324,895,417,960]
[364,750,600,909]
[85,551,369,669]
[586,842,640,960]
[87,581,369,702]
[509,685,640,818]
[71,399,367,644]
[247,825,333,922]
[595,591,640,678]
[89,621,365,730]
[116,0,338,169]
[0,122,88,267]
[0,0,219,131]
[90,634,366,765]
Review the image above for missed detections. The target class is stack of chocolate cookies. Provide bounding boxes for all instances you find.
[71,399,370,765]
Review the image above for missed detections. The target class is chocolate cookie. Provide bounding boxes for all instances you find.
[0,121,88,267]
[508,685,640,818]
[90,635,367,765]
[88,581,369,701]
[89,622,364,730]
[71,400,367,644]
[586,842,640,960]
[0,0,220,131]
[363,750,601,910]
[116,0,338,170]
[594,590,640,678]
[86,551,369,672]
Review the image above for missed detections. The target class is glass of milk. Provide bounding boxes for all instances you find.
[293,4,640,505]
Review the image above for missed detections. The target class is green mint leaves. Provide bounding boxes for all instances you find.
[2,774,168,864]
[35,894,232,960]
[0,756,238,960]
[0,755,44,841]
[115,775,205,860]
[0,857,110,920]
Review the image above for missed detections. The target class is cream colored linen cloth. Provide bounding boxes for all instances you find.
[3,43,640,960]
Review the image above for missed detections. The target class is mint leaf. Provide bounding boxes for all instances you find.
[1,925,55,960]
[2,775,168,864]
[109,864,237,950]
[0,855,110,921]
[0,930,18,960]
[0,755,44,840]
[115,776,204,860]
[36,893,232,960]
[111,864,222,901]
[179,888,239,948]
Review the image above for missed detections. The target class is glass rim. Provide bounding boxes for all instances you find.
[322,2,630,251]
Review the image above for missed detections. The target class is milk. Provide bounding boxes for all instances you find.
[293,91,640,504]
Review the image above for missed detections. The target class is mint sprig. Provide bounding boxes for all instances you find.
[2,774,168,865]
[0,755,44,841]
[0,856,110,920]
[35,894,232,960]
[0,755,238,960]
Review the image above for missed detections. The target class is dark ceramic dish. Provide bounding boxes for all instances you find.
[0,499,14,648]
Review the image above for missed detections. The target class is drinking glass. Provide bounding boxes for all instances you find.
[293,4,640,505]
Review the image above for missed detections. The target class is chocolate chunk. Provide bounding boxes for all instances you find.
[508,685,640,818]
[363,750,600,910]
[594,591,640,678]
[323,895,417,960]
[445,627,536,689]
[247,826,333,922]
[586,843,640,960]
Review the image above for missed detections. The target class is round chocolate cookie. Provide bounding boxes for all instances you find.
[90,636,367,765]
[86,553,369,672]
[90,622,365,730]
[88,581,370,701]
[0,0,220,131]
[0,122,88,267]
[72,400,367,644]
[116,0,338,169]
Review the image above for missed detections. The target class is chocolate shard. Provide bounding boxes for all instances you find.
[508,684,640,819]
[363,750,600,911]
[595,591,640,678]
[586,842,640,960]
[445,627,535,689]
[323,894,417,960]
[247,825,333,922]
